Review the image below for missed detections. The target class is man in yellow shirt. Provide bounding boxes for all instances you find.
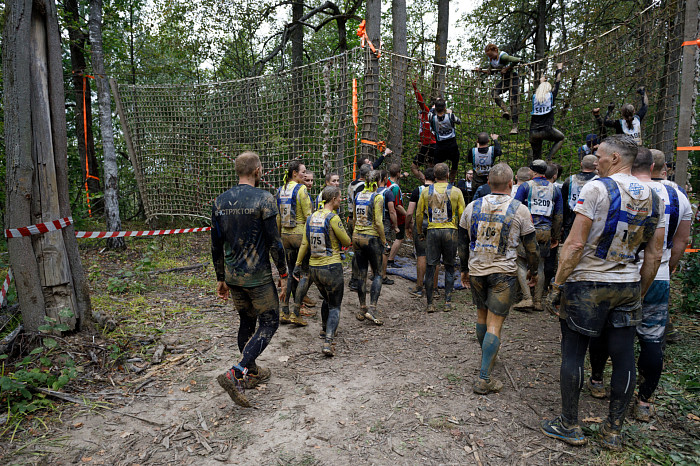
[295,186,352,356]
[416,163,466,312]
[277,160,313,326]
[352,170,387,325]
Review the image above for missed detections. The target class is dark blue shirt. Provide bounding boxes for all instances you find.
[514,177,564,231]
[211,184,286,287]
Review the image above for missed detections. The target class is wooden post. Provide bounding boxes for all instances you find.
[4,0,91,332]
[675,0,699,188]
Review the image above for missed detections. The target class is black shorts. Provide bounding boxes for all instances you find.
[228,281,279,319]
[413,144,436,166]
[434,139,460,168]
[396,224,405,240]
[414,222,428,257]
[470,274,517,317]
[426,228,457,267]
[560,281,642,337]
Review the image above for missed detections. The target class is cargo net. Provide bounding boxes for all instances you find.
[116,0,688,222]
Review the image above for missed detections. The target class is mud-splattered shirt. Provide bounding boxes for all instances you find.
[569,173,665,283]
[211,184,286,287]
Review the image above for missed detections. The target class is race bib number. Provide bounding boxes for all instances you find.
[355,204,369,226]
[280,204,294,228]
[473,221,504,253]
[430,193,449,223]
[310,232,327,255]
[530,197,552,216]
[603,201,650,263]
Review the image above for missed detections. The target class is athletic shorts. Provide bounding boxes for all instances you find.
[413,144,436,166]
[470,273,517,317]
[396,224,405,240]
[426,228,457,267]
[383,218,396,245]
[637,280,670,343]
[228,281,279,319]
[414,223,428,257]
[434,139,460,168]
[560,281,642,337]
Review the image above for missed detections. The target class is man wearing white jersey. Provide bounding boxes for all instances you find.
[541,135,665,450]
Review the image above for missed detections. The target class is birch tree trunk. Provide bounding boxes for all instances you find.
[4,0,92,332]
[89,0,125,249]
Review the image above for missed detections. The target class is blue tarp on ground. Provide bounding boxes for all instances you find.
[385,256,464,290]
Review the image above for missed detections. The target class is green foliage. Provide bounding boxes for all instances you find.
[106,243,157,294]
[678,235,700,314]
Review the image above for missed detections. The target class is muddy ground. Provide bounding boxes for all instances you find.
[2,234,697,465]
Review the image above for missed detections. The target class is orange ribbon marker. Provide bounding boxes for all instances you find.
[682,36,700,47]
[356,20,381,58]
[686,249,699,253]
[82,74,100,218]
[360,139,386,153]
[352,78,358,179]
[677,146,700,151]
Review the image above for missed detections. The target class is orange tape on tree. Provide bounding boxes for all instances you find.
[677,146,700,151]
[360,139,386,152]
[356,20,381,58]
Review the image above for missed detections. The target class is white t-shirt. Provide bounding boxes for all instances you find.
[638,181,693,281]
[569,173,665,283]
[460,194,535,276]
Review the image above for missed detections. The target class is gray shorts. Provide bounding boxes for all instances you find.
[470,274,517,317]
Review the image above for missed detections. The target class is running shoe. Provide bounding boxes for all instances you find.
[217,369,251,408]
[540,416,586,446]
[322,341,334,357]
[633,398,652,422]
[364,306,383,325]
[532,300,544,312]
[280,312,292,325]
[665,320,680,343]
[289,314,308,327]
[409,287,424,298]
[349,280,359,292]
[473,377,503,395]
[382,277,394,285]
[356,307,367,321]
[443,301,453,312]
[319,329,326,339]
[586,378,607,399]
[599,420,623,451]
[425,303,437,313]
[513,298,533,310]
[242,366,271,389]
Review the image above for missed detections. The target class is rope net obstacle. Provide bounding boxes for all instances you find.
[115,1,692,223]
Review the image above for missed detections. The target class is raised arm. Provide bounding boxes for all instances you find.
[412,82,429,112]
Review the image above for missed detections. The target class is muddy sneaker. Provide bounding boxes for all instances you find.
[217,370,251,408]
[409,287,424,298]
[426,303,437,313]
[532,300,544,312]
[349,281,359,292]
[322,341,334,357]
[382,277,394,285]
[242,367,271,389]
[665,320,680,343]
[443,301,453,312]
[586,378,607,399]
[356,306,367,321]
[434,290,440,299]
[364,306,383,325]
[280,312,292,325]
[633,398,652,422]
[319,329,326,339]
[513,298,533,310]
[473,377,503,395]
[300,306,317,317]
[540,416,586,446]
[303,296,316,308]
[289,314,308,327]
[600,420,623,451]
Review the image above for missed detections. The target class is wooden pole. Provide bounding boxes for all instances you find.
[675,0,699,189]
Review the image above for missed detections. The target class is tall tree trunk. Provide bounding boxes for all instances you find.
[291,1,304,156]
[388,0,407,163]
[361,0,381,161]
[4,0,92,332]
[655,0,682,157]
[533,0,547,77]
[433,0,448,98]
[65,0,101,211]
[89,0,125,249]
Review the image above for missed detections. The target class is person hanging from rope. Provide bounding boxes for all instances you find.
[405,167,440,299]
[468,132,501,195]
[529,63,565,161]
[513,160,563,311]
[416,163,466,313]
[594,86,648,145]
[428,99,461,183]
[352,169,388,325]
[476,44,521,135]
[377,170,399,285]
[277,160,313,327]
[411,81,437,183]
[541,135,664,450]
[294,186,352,357]
[212,151,288,408]
[386,163,407,269]
[459,163,539,394]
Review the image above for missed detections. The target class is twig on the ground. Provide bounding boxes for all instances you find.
[503,362,519,392]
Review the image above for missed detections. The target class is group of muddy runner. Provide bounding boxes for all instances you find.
[209,43,692,451]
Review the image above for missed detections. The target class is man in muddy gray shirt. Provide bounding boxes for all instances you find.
[212,151,287,408]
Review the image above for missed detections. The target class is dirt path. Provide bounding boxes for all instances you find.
[8,235,692,465]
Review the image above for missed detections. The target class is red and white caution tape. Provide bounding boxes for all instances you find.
[5,217,73,238]
[75,227,211,239]
[1,269,12,307]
